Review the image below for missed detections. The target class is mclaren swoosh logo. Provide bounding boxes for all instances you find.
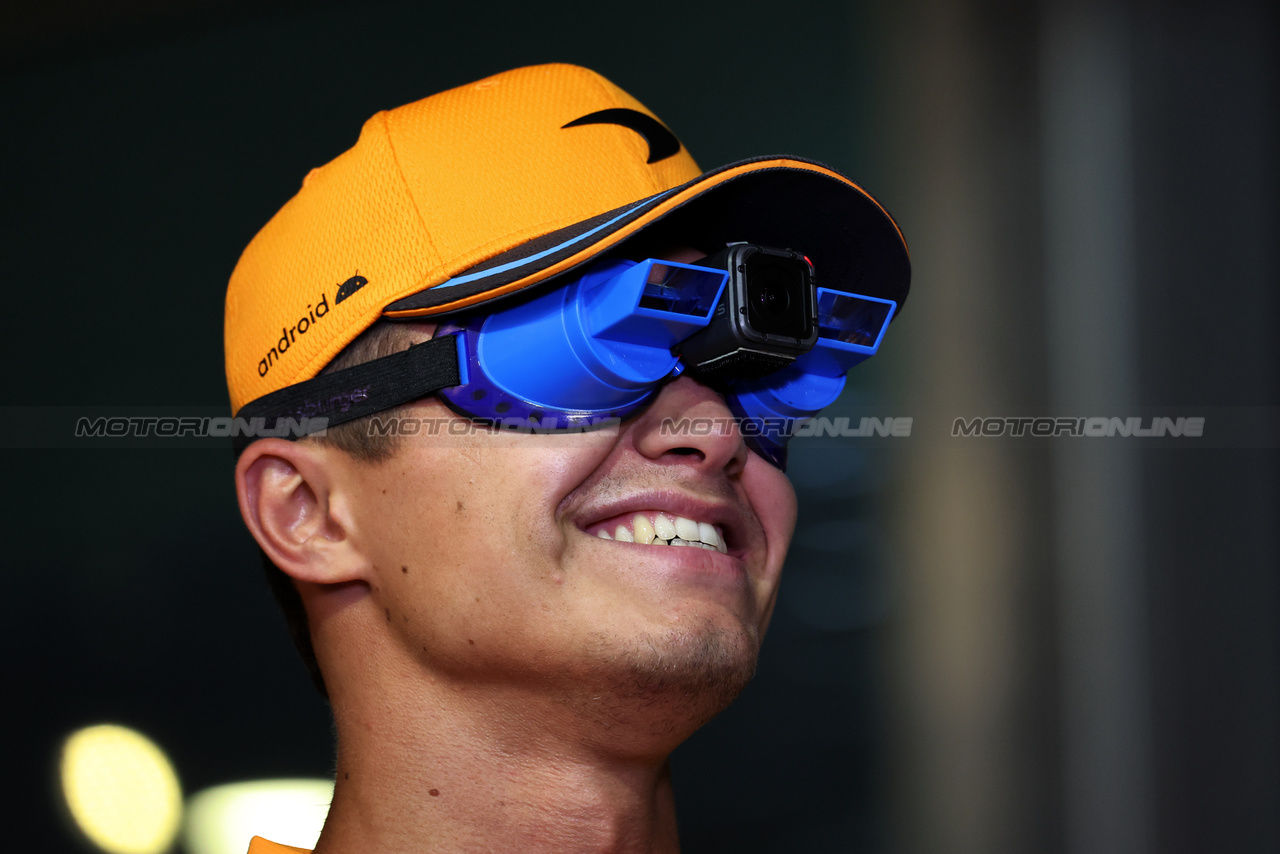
[562,108,681,164]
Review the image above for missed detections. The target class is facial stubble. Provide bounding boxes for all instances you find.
[571,615,761,739]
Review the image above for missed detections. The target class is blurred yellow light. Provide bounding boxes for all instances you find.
[184,779,333,854]
[60,724,183,854]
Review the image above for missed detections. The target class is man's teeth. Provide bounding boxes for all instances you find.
[595,513,727,553]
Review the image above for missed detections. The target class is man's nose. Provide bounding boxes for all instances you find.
[628,376,749,477]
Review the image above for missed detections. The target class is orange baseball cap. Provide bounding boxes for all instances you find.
[224,63,910,415]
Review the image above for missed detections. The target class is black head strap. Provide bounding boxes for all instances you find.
[233,334,461,452]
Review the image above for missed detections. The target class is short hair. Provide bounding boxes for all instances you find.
[258,320,426,699]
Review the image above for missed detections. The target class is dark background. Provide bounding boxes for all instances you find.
[2,1,1275,853]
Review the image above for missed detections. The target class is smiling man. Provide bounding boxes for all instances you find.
[227,64,909,853]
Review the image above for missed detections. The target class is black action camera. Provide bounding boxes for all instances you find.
[677,243,819,384]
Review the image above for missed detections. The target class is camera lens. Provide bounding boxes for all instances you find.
[745,254,810,339]
[757,278,791,315]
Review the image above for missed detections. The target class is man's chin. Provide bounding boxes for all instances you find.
[572,617,760,743]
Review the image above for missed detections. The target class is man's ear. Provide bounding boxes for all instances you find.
[235,438,366,586]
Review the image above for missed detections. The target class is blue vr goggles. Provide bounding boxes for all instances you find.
[236,244,896,469]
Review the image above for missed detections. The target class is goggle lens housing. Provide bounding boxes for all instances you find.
[438,249,896,468]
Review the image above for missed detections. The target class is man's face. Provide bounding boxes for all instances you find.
[328,285,797,736]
